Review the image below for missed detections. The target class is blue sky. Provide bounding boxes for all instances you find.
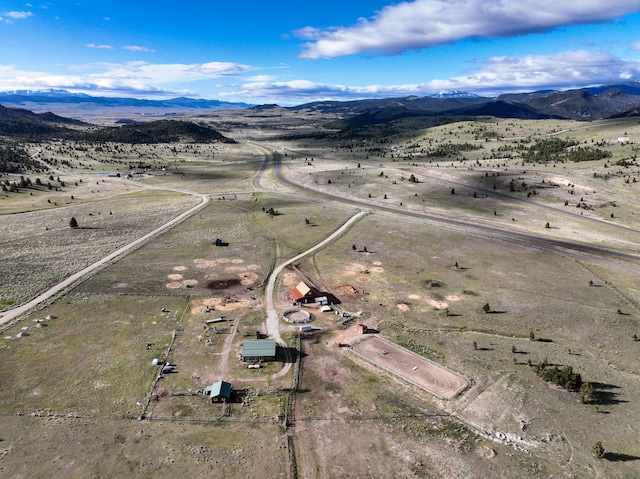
[1,1,640,105]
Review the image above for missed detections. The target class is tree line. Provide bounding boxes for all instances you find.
[523,138,611,163]
[0,146,46,173]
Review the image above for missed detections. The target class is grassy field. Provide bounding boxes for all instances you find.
[2,116,640,477]
[0,294,187,416]
[0,185,197,311]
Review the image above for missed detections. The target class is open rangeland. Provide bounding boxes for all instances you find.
[1,116,640,478]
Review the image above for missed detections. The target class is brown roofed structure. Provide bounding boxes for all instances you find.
[289,281,322,303]
[290,281,311,300]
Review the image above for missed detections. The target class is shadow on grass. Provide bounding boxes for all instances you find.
[590,382,627,406]
[276,346,304,364]
[604,452,640,462]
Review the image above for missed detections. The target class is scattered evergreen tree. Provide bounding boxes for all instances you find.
[592,441,605,459]
[579,381,594,404]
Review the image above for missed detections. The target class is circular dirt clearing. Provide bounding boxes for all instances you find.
[335,285,360,297]
[283,309,311,323]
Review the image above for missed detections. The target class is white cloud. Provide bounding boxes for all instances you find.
[245,75,277,82]
[0,61,252,97]
[436,50,640,93]
[1,11,33,23]
[4,11,33,20]
[633,41,640,51]
[297,0,640,58]
[123,45,155,53]
[86,43,114,49]
[1,49,637,104]
[229,50,640,103]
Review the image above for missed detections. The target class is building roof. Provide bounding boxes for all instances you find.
[205,380,232,399]
[290,281,311,300]
[241,339,277,358]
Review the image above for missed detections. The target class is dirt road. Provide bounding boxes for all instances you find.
[0,185,209,326]
[264,210,367,345]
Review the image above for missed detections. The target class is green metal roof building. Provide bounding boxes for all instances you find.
[241,339,277,362]
[204,380,232,403]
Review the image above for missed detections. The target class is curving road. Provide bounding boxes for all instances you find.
[270,151,640,263]
[264,210,367,344]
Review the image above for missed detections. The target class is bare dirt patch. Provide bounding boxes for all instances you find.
[397,302,411,311]
[167,274,183,280]
[282,272,300,288]
[345,262,365,276]
[190,298,252,314]
[225,266,245,273]
[240,272,258,285]
[173,265,187,271]
[165,279,198,289]
[429,299,448,309]
[335,285,360,298]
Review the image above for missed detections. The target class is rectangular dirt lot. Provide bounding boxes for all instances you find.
[351,336,469,399]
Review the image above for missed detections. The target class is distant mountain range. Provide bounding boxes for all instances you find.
[285,81,640,127]
[2,82,640,130]
[0,89,253,110]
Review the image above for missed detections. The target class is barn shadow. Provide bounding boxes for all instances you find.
[276,346,304,364]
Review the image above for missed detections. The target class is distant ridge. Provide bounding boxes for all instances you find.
[287,81,640,127]
[0,103,236,143]
[0,103,86,125]
[431,90,482,99]
[3,82,640,127]
[0,89,253,110]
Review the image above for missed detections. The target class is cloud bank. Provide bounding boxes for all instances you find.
[0,50,638,104]
[233,50,640,103]
[0,61,251,97]
[297,0,640,58]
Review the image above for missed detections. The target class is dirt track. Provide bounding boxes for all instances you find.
[352,336,469,400]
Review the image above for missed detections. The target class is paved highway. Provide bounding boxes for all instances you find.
[270,151,640,263]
